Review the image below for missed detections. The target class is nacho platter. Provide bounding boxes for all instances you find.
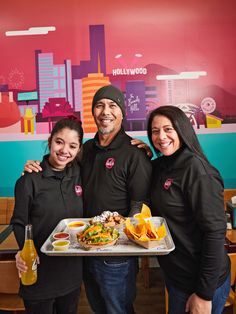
[41,217,175,256]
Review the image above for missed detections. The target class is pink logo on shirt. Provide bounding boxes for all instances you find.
[75,185,82,196]
[164,178,173,190]
[105,157,115,169]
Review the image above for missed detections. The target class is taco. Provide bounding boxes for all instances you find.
[77,223,119,246]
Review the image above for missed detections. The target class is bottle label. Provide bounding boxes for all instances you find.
[32,259,37,271]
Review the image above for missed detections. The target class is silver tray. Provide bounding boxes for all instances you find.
[41,217,175,256]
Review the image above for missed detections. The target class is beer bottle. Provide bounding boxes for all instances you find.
[20,224,38,285]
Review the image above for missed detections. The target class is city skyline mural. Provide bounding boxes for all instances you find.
[1,0,236,141]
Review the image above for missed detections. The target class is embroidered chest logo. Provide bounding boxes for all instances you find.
[164,178,173,190]
[105,157,115,169]
[75,185,82,196]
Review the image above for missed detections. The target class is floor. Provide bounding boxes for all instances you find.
[0,267,233,314]
[77,267,233,314]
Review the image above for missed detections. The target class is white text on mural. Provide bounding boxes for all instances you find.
[128,94,140,114]
[112,68,147,76]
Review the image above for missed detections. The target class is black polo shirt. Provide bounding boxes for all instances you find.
[11,155,83,300]
[151,146,230,300]
[81,128,152,218]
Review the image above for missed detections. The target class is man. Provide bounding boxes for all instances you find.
[81,85,152,314]
[23,85,152,314]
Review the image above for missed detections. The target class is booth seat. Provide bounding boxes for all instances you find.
[0,197,15,224]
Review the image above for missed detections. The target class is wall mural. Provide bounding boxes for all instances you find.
[1,2,236,141]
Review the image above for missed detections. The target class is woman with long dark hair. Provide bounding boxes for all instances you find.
[148,106,230,314]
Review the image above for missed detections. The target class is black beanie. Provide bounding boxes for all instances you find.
[92,85,125,117]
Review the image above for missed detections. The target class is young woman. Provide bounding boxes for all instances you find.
[147,106,230,314]
[11,117,84,314]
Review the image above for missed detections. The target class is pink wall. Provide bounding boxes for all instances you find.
[1,0,236,136]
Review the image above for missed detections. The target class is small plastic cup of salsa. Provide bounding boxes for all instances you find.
[53,232,70,241]
[67,221,87,242]
[52,239,70,251]
[67,221,87,233]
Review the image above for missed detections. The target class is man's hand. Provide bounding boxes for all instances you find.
[131,139,153,158]
[22,160,42,175]
[185,293,212,314]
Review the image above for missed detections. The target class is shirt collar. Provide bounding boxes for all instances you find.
[93,127,128,151]
[157,145,187,170]
[41,155,80,179]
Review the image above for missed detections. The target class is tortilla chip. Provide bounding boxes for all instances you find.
[124,228,141,240]
[133,213,145,223]
[146,220,159,239]
[133,204,152,222]
[125,218,136,233]
[125,213,167,243]
[136,223,146,235]
[156,224,166,239]
[138,233,150,241]
[125,218,142,240]
[141,203,151,218]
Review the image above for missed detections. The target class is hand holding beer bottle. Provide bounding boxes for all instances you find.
[19,224,38,285]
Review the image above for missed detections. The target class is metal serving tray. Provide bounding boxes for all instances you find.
[41,217,175,256]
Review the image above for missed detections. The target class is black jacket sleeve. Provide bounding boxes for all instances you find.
[187,174,226,300]
[10,175,33,249]
[127,151,152,216]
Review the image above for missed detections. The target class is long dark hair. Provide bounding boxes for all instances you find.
[147,105,208,161]
[49,116,84,148]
